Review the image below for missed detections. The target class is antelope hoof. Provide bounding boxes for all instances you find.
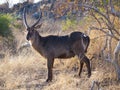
[46,78,52,82]
[88,73,91,78]
[74,74,81,78]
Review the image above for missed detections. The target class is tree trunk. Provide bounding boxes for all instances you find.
[113,41,120,80]
[107,31,112,60]
[101,36,108,60]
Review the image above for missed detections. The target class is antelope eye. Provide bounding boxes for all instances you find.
[27,27,30,31]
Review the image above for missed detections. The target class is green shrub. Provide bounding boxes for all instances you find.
[0,14,13,37]
[62,18,77,31]
[0,14,18,54]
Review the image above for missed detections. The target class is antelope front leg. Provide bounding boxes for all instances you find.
[46,58,54,82]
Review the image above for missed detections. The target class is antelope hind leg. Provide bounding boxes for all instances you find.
[79,61,84,77]
[83,55,91,78]
[78,54,91,78]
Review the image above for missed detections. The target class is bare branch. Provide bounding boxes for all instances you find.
[90,11,102,28]
[81,4,109,21]
[109,0,120,18]
[112,28,120,37]
[100,17,120,37]
[91,35,106,40]
[81,3,120,39]
[90,26,119,41]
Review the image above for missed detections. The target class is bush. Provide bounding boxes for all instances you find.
[0,14,18,54]
[62,18,77,31]
[0,14,13,37]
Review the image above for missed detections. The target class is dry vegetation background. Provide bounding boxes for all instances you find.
[0,0,120,90]
[0,15,119,90]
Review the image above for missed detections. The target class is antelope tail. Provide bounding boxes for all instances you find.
[82,35,90,53]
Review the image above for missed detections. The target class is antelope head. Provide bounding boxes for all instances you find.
[23,8,42,44]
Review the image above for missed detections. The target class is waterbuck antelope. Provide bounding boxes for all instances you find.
[23,8,91,82]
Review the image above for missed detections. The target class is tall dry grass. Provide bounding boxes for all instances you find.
[0,49,119,90]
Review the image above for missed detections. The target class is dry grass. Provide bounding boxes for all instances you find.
[0,48,119,90]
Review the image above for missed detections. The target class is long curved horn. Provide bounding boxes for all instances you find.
[23,8,29,28]
[31,11,42,28]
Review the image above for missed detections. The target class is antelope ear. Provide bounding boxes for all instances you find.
[34,23,42,29]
